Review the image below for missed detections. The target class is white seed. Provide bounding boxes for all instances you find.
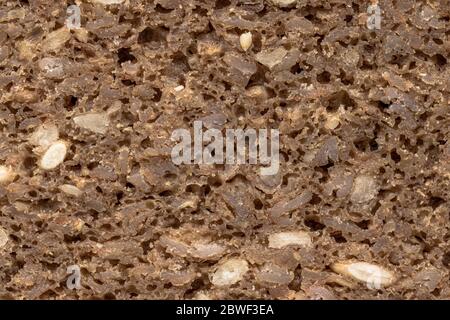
[73,112,109,134]
[174,85,185,92]
[211,258,249,286]
[30,123,59,149]
[271,0,297,7]
[0,226,8,248]
[160,236,190,257]
[268,231,312,249]
[350,175,378,203]
[39,141,67,170]
[90,0,124,4]
[190,242,225,259]
[0,165,14,184]
[239,32,252,51]
[42,27,71,52]
[245,85,268,100]
[59,184,83,197]
[331,261,395,288]
[325,115,340,130]
[255,47,287,69]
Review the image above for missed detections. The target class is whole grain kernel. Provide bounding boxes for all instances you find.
[331,261,396,288]
[39,141,67,170]
[30,123,59,150]
[59,184,83,197]
[174,85,185,92]
[211,258,249,286]
[91,0,125,4]
[0,165,14,184]
[0,226,8,248]
[271,0,297,7]
[268,231,312,249]
[73,113,109,134]
[239,32,252,51]
[190,242,225,259]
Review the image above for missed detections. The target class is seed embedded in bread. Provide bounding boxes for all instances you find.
[331,261,396,288]
[210,258,249,286]
[30,123,59,150]
[39,140,68,170]
[0,165,15,184]
[268,231,312,249]
[0,226,8,248]
[239,32,252,51]
[73,113,109,134]
[59,184,83,197]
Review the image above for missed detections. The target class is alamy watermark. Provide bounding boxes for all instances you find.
[367,3,381,30]
[66,5,81,30]
[65,3,382,33]
[366,269,383,290]
[170,121,280,176]
[66,264,81,290]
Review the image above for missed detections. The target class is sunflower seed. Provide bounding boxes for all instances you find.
[239,32,252,51]
[39,141,67,170]
[211,258,249,286]
[331,261,396,289]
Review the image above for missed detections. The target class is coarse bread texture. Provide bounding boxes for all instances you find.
[0,0,449,300]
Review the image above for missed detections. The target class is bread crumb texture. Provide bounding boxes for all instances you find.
[0,0,448,300]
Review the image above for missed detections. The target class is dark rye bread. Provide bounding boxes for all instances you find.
[0,0,449,299]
